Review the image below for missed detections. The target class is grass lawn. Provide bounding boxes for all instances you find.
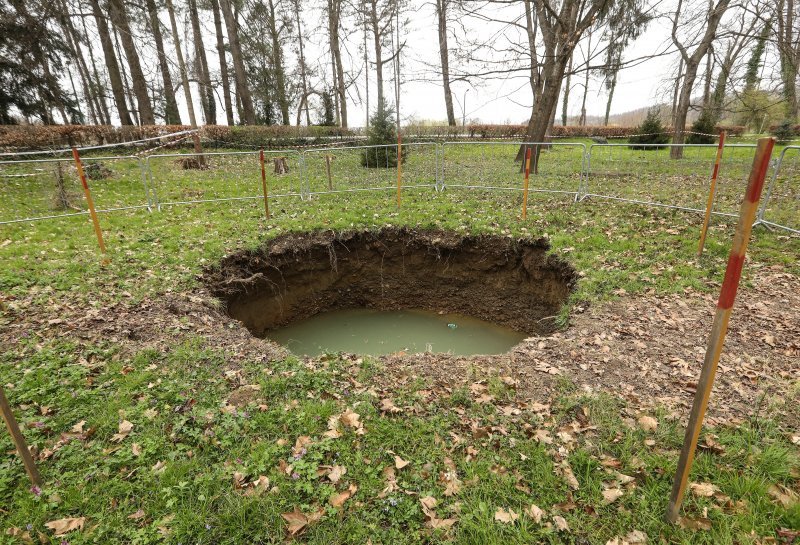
[0,141,798,544]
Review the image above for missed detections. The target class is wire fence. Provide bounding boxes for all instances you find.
[0,141,797,235]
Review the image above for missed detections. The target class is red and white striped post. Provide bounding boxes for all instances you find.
[666,137,775,523]
[521,147,532,220]
[697,131,726,257]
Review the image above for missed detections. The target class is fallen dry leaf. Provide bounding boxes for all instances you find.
[420,496,438,510]
[394,455,410,469]
[281,508,308,536]
[602,487,624,505]
[45,517,86,536]
[111,420,134,442]
[330,484,358,508]
[328,464,347,484]
[526,504,544,523]
[553,515,570,531]
[494,508,519,524]
[689,482,717,498]
[767,483,798,508]
[127,509,146,520]
[637,416,658,432]
[380,398,402,413]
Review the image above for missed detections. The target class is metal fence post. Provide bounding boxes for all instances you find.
[754,149,786,227]
[299,151,309,200]
[145,157,161,211]
[137,157,153,212]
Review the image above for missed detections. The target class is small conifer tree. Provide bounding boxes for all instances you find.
[361,97,405,167]
[628,109,671,150]
[686,109,717,144]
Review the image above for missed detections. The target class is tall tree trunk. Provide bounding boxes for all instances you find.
[189,0,216,124]
[368,0,385,108]
[89,0,132,125]
[166,0,198,127]
[59,6,100,124]
[436,0,456,125]
[113,25,140,125]
[267,0,290,125]
[328,0,347,127]
[561,54,573,126]
[144,0,181,124]
[293,0,311,126]
[363,8,369,127]
[701,47,714,109]
[81,12,112,125]
[604,71,617,126]
[219,0,256,124]
[210,0,235,125]
[777,0,799,120]
[670,57,683,127]
[109,0,155,124]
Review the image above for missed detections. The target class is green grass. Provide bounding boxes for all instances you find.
[0,339,797,544]
[0,141,798,543]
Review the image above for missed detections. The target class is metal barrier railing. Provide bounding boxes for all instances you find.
[144,150,304,210]
[441,141,586,198]
[0,155,149,224]
[756,145,800,234]
[584,143,759,216]
[0,141,797,235]
[302,142,438,196]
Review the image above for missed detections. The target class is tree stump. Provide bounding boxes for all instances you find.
[273,157,290,174]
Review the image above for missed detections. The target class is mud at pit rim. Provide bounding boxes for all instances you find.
[204,227,578,349]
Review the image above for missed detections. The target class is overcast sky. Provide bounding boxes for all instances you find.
[148,0,684,127]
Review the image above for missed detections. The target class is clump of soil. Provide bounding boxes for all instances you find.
[205,228,577,338]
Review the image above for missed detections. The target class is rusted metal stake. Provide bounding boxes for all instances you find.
[259,148,270,219]
[0,384,43,487]
[522,146,532,220]
[697,131,726,257]
[396,132,402,208]
[72,147,106,254]
[666,137,775,523]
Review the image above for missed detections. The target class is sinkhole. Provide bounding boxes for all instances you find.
[205,228,577,356]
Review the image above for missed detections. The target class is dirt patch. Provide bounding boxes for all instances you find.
[204,228,577,338]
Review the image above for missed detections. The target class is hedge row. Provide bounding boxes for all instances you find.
[406,124,746,138]
[0,123,748,151]
[0,125,360,150]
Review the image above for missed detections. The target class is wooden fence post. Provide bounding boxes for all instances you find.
[0,384,43,487]
[697,131,727,257]
[665,137,775,523]
[71,147,107,254]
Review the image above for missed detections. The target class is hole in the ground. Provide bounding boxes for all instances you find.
[205,228,577,356]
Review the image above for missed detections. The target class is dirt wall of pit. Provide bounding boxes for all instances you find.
[205,228,577,337]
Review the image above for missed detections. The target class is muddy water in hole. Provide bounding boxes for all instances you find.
[268,308,527,356]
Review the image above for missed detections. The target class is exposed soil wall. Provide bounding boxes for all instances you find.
[205,228,577,337]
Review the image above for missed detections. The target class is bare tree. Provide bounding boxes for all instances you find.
[266,0,290,125]
[776,0,800,120]
[365,0,404,110]
[327,0,348,127]
[209,0,235,125]
[88,0,133,124]
[670,0,731,158]
[165,0,198,127]
[516,0,611,164]
[189,0,216,124]
[144,0,181,124]
[219,0,256,124]
[436,0,456,125]
[109,0,155,124]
